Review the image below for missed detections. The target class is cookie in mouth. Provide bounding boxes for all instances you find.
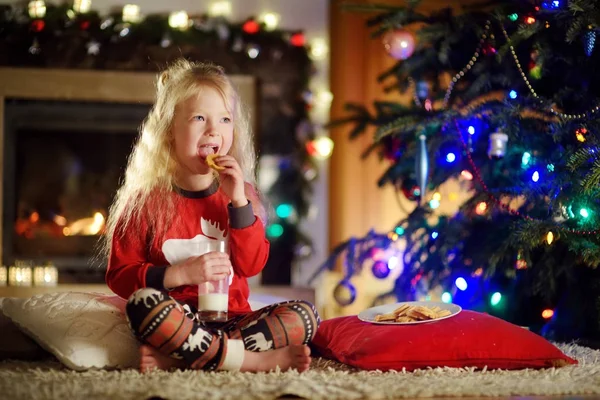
[206,154,225,171]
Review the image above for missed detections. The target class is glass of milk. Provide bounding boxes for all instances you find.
[196,240,229,322]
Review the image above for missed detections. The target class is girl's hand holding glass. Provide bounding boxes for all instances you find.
[164,252,231,288]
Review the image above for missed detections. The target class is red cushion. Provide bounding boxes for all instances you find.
[312,310,577,371]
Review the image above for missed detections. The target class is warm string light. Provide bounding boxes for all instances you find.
[453,119,600,235]
[259,12,280,31]
[542,309,554,319]
[122,4,141,23]
[500,23,600,121]
[28,0,46,18]
[168,11,189,30]
[309,38,329,60]
[0,266,7,286]
[207,1,231,17]
[546,231,554,245]
[73,0,91,13]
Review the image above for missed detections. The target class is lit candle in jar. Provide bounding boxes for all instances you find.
[33,264,58,286]
[0,266,7,286]
[8,265,33,286]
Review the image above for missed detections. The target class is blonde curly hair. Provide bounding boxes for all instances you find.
[101,59,260,258]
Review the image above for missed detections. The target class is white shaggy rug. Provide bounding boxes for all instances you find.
[0,343,598,400]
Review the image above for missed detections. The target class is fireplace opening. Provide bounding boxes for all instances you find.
[3,99,150,283]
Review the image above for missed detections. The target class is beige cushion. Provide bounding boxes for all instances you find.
[0,297,50,360]
[2,292,139,371]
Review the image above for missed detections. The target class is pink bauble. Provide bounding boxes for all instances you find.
[383,29,416,60]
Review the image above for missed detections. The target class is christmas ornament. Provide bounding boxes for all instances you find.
[372,261,391,279]
[100,17,113,30]
[333,281,357,306]
[415,81,430,101]
[295,244,313,259]
[481,42,496,56]
[86,40,100,55]
[584,30,596,57]
[302,164,318,181]
[215,23,230,41]
[415,134,429,205]
[290,32,305,47]
[552,205,569,222]
[515,251,527,270]
[242,19,259,34]
[232,36,244,52]
[488,131,508,159]
[246,44,260,59]
[193,16,213,31]
[382,29,415,60]
[30,19,45,32]
[399,178,420,202]
[160,34,172,48]
[271,48,283,61]
[529,50,542,79]
[28,38,41,55]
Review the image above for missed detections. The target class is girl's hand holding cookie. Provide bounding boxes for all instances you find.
[211,155,247,207]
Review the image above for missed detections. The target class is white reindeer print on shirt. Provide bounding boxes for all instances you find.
[162,217,233,284]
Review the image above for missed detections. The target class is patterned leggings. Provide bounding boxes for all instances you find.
[125,288,320,371]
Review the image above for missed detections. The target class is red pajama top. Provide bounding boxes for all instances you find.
[105,181,269,315]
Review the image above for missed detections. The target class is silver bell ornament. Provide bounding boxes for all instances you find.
[488,131,509,159]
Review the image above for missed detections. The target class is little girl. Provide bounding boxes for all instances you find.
[104,59,320,373]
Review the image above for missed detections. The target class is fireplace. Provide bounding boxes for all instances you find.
[0,68,256,283]
[2,99,148,281]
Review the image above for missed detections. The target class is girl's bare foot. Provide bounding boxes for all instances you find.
[139,345,187,373]
[241,344,311,372]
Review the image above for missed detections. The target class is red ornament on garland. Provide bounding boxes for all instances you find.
[399,178,420,202]
[30,20,45,32]
[382,29,415,60]
[482,42,497,56]
[290,32,305,47]
[242,19,259,34]
[80,20,90,30]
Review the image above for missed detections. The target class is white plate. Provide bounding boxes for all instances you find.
[358,301,462,325]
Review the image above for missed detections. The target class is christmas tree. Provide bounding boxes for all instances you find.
[315,0,600,344]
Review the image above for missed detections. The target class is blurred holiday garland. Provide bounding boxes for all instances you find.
[0,1,334,275]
